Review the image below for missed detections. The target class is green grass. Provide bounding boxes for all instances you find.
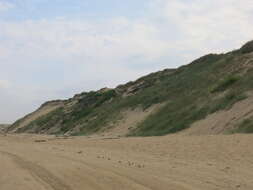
[240,40,253,54]
[18,107,64,133]
[128,53,249,136]
[231,118,253,133]
[210,75,240,93]
[209,91,247,113]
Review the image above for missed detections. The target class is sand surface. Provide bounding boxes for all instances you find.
[0,134,253,190]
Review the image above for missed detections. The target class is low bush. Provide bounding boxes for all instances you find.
[211,75,240,93]
[232,118,253,133]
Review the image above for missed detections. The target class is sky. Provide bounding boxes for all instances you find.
[0,0,253,123]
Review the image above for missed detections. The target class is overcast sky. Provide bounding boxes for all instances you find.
[0,0,253,123]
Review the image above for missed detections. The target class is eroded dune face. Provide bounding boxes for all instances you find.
[0,134,253,190]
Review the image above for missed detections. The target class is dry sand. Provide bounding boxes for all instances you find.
[0,134,253,190]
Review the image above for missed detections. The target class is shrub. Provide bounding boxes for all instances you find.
[240,40,253,54]
[232,118,253,133]
[211,76,240,93]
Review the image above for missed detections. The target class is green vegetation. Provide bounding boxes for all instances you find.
[129,54,249,136]
[17,108,65,133]
[210,91,247,113]
[210,75,240,93]
[232,118,253,133]
[94,90,117,107]
[240,40,253,54]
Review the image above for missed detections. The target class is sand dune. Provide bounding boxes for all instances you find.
[0,134,252,190]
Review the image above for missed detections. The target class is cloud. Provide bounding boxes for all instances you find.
[0,17,173,93]
[0,79,10,89]
[152,0,253,54]
[0,18,169,63]
[0,1,14,12]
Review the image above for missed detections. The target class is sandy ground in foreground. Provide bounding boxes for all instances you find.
[0,134,252,190]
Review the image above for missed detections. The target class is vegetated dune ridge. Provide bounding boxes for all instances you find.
[0,133,252,190]
[7,40,253,136]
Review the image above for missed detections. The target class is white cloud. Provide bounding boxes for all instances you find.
[0,18,169,64]
[0,1,14,12]
[0,17,172,93]
[0,79,10,89]
[153,0,253,54]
